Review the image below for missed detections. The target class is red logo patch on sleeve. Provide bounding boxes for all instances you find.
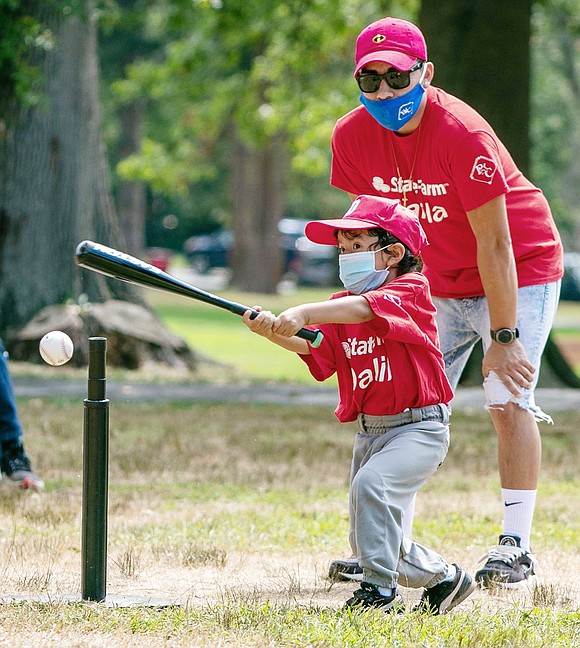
[469,155,497,184]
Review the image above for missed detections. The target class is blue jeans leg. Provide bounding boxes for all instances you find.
[0,338,24,445]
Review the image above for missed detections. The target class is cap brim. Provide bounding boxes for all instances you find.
[354,51,417,76]
[305,218,381,245]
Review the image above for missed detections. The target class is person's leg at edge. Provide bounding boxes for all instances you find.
[0,338,44,490]
[484,282,558,542]
[0,339,24,446]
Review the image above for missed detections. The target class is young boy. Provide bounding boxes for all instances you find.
[242,194,475,614]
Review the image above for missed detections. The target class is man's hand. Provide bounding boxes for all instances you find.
[482,339,535,398]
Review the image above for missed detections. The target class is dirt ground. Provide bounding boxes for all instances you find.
[4,545,575,614]
[120,549,579,611]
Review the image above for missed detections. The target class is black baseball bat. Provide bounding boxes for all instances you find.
[75,240,323,348]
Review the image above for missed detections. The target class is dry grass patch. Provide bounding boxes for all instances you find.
[0,399,577,646]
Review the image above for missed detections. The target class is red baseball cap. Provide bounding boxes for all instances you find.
[354,17,427,76]
[305,195,428,256]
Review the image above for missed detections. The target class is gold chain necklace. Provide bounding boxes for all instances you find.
[389,121,423,207]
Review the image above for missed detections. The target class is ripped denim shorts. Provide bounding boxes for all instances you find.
[433,281,561,423]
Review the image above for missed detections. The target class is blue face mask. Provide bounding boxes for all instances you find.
[339,246,390,295]
[359,67,426,131]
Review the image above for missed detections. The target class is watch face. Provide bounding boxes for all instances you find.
[497,329,513,344]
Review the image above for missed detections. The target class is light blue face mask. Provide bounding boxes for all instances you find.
[339,246,390,294]
[359,66,426,131]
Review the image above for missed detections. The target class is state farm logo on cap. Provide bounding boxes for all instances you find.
[354,17,427,76]
[470,155,498,185]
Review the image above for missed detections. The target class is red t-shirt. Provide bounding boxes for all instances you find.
[300,273,453,423]
[331,87,563,298]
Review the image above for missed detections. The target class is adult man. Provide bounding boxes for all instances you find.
[329,16,563,587]
[0,338,44,490]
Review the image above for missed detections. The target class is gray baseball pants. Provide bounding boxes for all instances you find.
[349,404,452,590]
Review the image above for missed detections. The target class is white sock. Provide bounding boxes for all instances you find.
[378,586,393,597]
[502,488,537,550]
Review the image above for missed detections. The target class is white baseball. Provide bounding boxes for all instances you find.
[39,331,74,366]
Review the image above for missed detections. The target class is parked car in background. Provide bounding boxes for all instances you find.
[183,219,338,286]
[182,230,234,274]
[145,247,173,272]
[277,218,307,276]
[293,235,338,286]
[561,252,580,301]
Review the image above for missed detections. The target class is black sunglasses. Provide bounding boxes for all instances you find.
[356,60,424,93]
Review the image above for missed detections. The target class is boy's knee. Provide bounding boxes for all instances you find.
[352,466,383,500]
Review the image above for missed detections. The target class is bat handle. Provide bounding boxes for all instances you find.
[248,310,323,348]
[298,327,323,348]
[306,329,324,349]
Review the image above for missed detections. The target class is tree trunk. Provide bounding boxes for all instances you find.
[419,0,577,388]
[554,7,580,249]
[0,0,117,333]
[0,0,196,370]
[117,101,147,257]
[419,0,531,174]
[229,131,287,293]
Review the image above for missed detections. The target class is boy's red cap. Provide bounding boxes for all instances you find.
[354,17,427,76]
[305,195,428,255]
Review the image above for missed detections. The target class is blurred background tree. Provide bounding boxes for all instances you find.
[531,0,580,247]
[0,0,196,368]
[0,0,131,332]
[419,0,532,172]
[99,0,418,290]
[1,0,578,322]
[99,0,579,279]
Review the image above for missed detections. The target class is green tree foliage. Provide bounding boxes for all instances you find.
[531,0,580,247]
[102,0,418,233]
[0,0,54,109]
[100,0,578,253]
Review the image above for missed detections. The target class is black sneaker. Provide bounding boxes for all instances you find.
[344,582,404,613]
[414,565,475,615]
[329,556,363,582]
[1,441,44,491]
[475,534,536,589]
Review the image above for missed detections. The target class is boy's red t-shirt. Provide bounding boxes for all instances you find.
[331,87,563,298]
[300,273,453,423]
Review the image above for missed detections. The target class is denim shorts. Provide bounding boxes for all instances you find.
[433,281,561,422]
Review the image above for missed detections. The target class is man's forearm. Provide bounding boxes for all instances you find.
[478,243,518,330]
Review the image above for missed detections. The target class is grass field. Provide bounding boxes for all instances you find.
[143,287,580,384]
[145,286,336,384]
[0,398,578,646]
[1,288,579,645]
